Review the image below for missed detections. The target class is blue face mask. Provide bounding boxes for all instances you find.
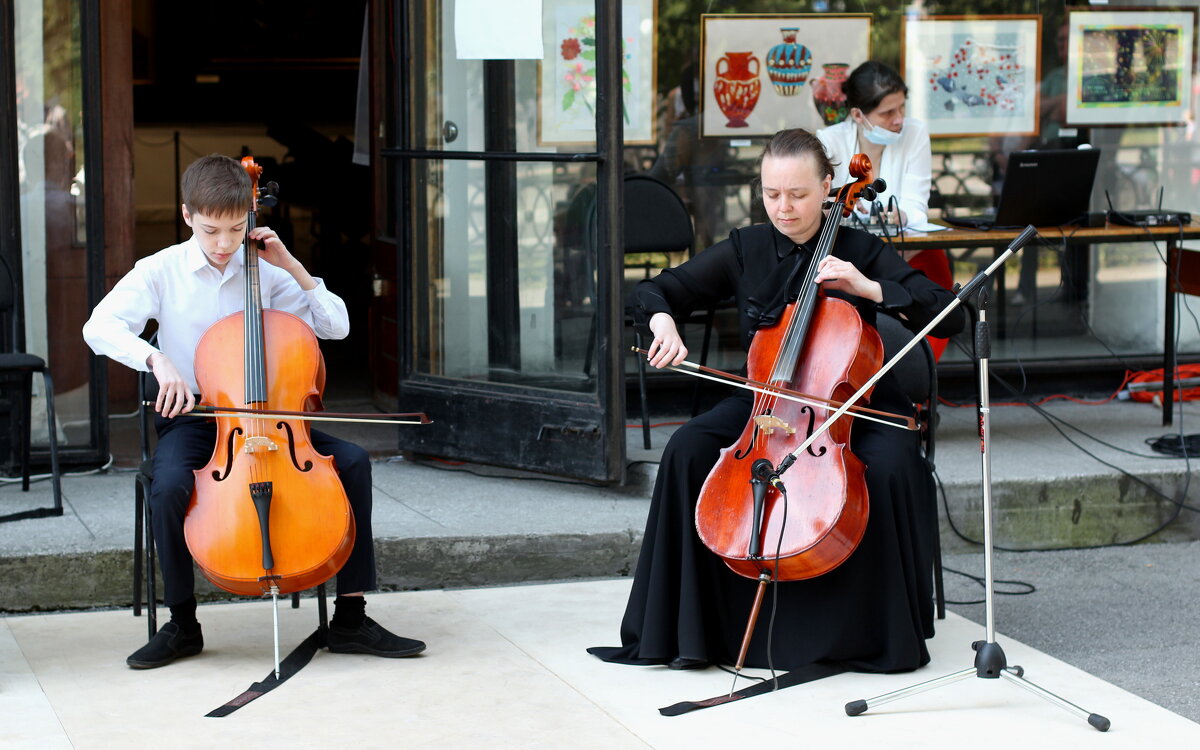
[860,116,902,146]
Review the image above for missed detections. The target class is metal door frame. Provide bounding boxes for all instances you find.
[382,0,625,481]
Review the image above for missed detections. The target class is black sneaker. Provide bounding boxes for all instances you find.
[327,616,425,658]
[126,621,204,669]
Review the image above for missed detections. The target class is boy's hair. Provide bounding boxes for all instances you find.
[181,154,253,217]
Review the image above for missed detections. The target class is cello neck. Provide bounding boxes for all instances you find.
[240,157,269,406]
[768,155,875,383]
[769,188,848,383]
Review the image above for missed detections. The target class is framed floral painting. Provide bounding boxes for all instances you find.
[903,15,1042,138]
[1065,7,1197,127]
[699,14,872,138]
[538,0,657,146]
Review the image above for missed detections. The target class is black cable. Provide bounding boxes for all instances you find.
[941,564,1037,606]
[940,564,1036,604]
[936,228,1200,550]
[716,664,766,682]
[762,481,788,689]
[1001,230,1066,393]
[1146,433,1200,457]
[887,194,906,242]
[936,356,1199,553]
[1025,400,1186,461]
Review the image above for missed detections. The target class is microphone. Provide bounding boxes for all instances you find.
[751,458,785,490]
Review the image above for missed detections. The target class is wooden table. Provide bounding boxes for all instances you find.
[884,222,1200,426]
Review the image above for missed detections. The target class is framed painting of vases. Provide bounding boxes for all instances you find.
[699,14,872,138]
[1065,7,1197,127]
[537,0,658,146]
[903,15,1042,138]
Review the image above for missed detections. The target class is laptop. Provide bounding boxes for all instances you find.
[943,148,1101,230]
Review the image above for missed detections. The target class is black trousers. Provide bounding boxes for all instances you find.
[150,415,377,607]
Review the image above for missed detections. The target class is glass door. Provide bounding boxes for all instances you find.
[383,0,624,481]
[2,0,107,467]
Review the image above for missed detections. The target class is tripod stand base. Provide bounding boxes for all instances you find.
[844,641,1110,732]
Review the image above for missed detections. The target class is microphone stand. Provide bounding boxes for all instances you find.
[838,248,1111,732]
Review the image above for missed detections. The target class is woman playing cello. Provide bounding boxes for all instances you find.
[84,154,424,668]
[589,129,965,673]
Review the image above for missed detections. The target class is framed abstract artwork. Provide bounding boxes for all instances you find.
[1065,7,1197,127]
[537,0,657,146]
[699,14,872,138]
[903,15,1042,138]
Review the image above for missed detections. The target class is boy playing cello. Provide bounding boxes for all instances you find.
[84,154,424,668]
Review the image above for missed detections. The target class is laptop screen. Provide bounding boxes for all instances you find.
[993,148,1101,227]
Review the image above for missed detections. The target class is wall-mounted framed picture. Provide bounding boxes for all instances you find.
[537,0,657,146]
[903,15,1042,138]
[699,13,872,138]
[1065,7,1197,127]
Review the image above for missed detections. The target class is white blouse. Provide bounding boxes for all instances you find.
[816,116,932,228]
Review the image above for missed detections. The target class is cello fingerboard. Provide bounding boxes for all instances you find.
[242,210,269,405]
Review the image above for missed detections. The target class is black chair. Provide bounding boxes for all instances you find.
[132,359,159,636]
[0,253,62,523]
[581,175,700,448]
[622,174,696,449]
[875,313,946,620]
[624,176,737,422]
[132,354,328,640]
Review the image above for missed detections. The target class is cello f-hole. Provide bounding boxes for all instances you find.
[278,421,314,472]
[212,427,244,481]
[734,420,762,460]
[800,406,827,458]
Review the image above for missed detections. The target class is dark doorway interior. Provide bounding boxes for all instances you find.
[130,0,372,401]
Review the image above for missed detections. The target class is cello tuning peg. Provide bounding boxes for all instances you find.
[871,178,887,192]
[861,186,877,202]
[258,181,280,207]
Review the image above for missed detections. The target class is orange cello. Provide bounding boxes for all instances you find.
[184,157,354,602]
[694,154,886,677]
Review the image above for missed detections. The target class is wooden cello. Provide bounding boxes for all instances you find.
[184,157,354,603]
[694,154,885,675]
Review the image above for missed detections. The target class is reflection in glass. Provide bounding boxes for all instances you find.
[412,159,600,393]
[14,0,86,447]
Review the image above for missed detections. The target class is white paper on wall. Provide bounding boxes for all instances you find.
[455,0,543,60]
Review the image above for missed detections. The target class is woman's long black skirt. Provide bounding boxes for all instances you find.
[589,380,937,673]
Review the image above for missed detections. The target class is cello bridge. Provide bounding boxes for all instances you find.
[243,436,280,453]
[753,414,795,435]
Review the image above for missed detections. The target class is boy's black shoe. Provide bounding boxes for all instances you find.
[126,621,204,669]
[327,616,425,658]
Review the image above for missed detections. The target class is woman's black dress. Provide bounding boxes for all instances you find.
[589,222,965,672]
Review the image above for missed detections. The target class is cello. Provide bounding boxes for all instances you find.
[183,157,357,674]
[694,154,886,678]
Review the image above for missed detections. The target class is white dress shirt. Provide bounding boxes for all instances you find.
[816,116,932,228]
[83,236,350,394]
